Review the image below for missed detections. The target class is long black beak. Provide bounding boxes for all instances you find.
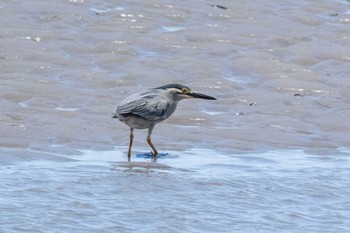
[188,92,217,100]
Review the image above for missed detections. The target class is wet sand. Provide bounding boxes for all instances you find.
[1,0,350,154]
[1,0,350,232]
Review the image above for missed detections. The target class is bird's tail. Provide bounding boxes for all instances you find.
[112,113,118,119]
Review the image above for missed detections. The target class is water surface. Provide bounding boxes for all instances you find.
[1,147,349,232]
[1,0,350,232]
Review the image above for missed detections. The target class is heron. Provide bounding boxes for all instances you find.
[113,83,216,161]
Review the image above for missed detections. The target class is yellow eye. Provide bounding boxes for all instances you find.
[181,88,190,94]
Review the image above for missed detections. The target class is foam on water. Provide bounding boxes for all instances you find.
[162,26,186,32]
[89,6,125,14]
[55,107,79,112]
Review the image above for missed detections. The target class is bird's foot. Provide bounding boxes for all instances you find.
[151,151,158,160]
[135,152,168,159]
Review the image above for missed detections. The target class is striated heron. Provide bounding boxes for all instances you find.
[113,84,216,161]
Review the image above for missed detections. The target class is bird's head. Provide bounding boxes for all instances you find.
[155,84,217,101]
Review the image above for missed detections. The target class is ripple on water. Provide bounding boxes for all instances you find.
[161,26,186,32]
[0,147,349,232]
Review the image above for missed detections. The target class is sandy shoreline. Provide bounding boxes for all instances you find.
[1,1,350,232]
[1,0,350,155]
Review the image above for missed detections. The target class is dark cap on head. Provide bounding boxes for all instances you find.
[154,83,191,90]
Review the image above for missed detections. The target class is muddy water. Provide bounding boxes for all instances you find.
[1,0,350,232]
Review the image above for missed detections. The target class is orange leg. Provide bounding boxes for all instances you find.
[147,126,158,156]
[147,135,158,156]
[127,128,134,162]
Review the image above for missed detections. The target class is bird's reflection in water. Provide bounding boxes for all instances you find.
[136,152,169,162]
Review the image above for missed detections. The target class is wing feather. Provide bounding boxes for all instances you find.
[116,91,170,121]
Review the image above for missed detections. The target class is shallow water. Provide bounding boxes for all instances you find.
[1,0,350,232]
[1,147,350,233]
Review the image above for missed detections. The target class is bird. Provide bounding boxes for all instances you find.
[113,83,217,161]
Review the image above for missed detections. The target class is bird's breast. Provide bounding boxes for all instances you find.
[117,114,155,129]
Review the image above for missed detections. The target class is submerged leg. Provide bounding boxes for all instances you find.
[128,128,134,161]
[147,126,158,156]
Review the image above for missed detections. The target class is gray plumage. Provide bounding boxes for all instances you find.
[113,83,216,161]
[115,90,173,124]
